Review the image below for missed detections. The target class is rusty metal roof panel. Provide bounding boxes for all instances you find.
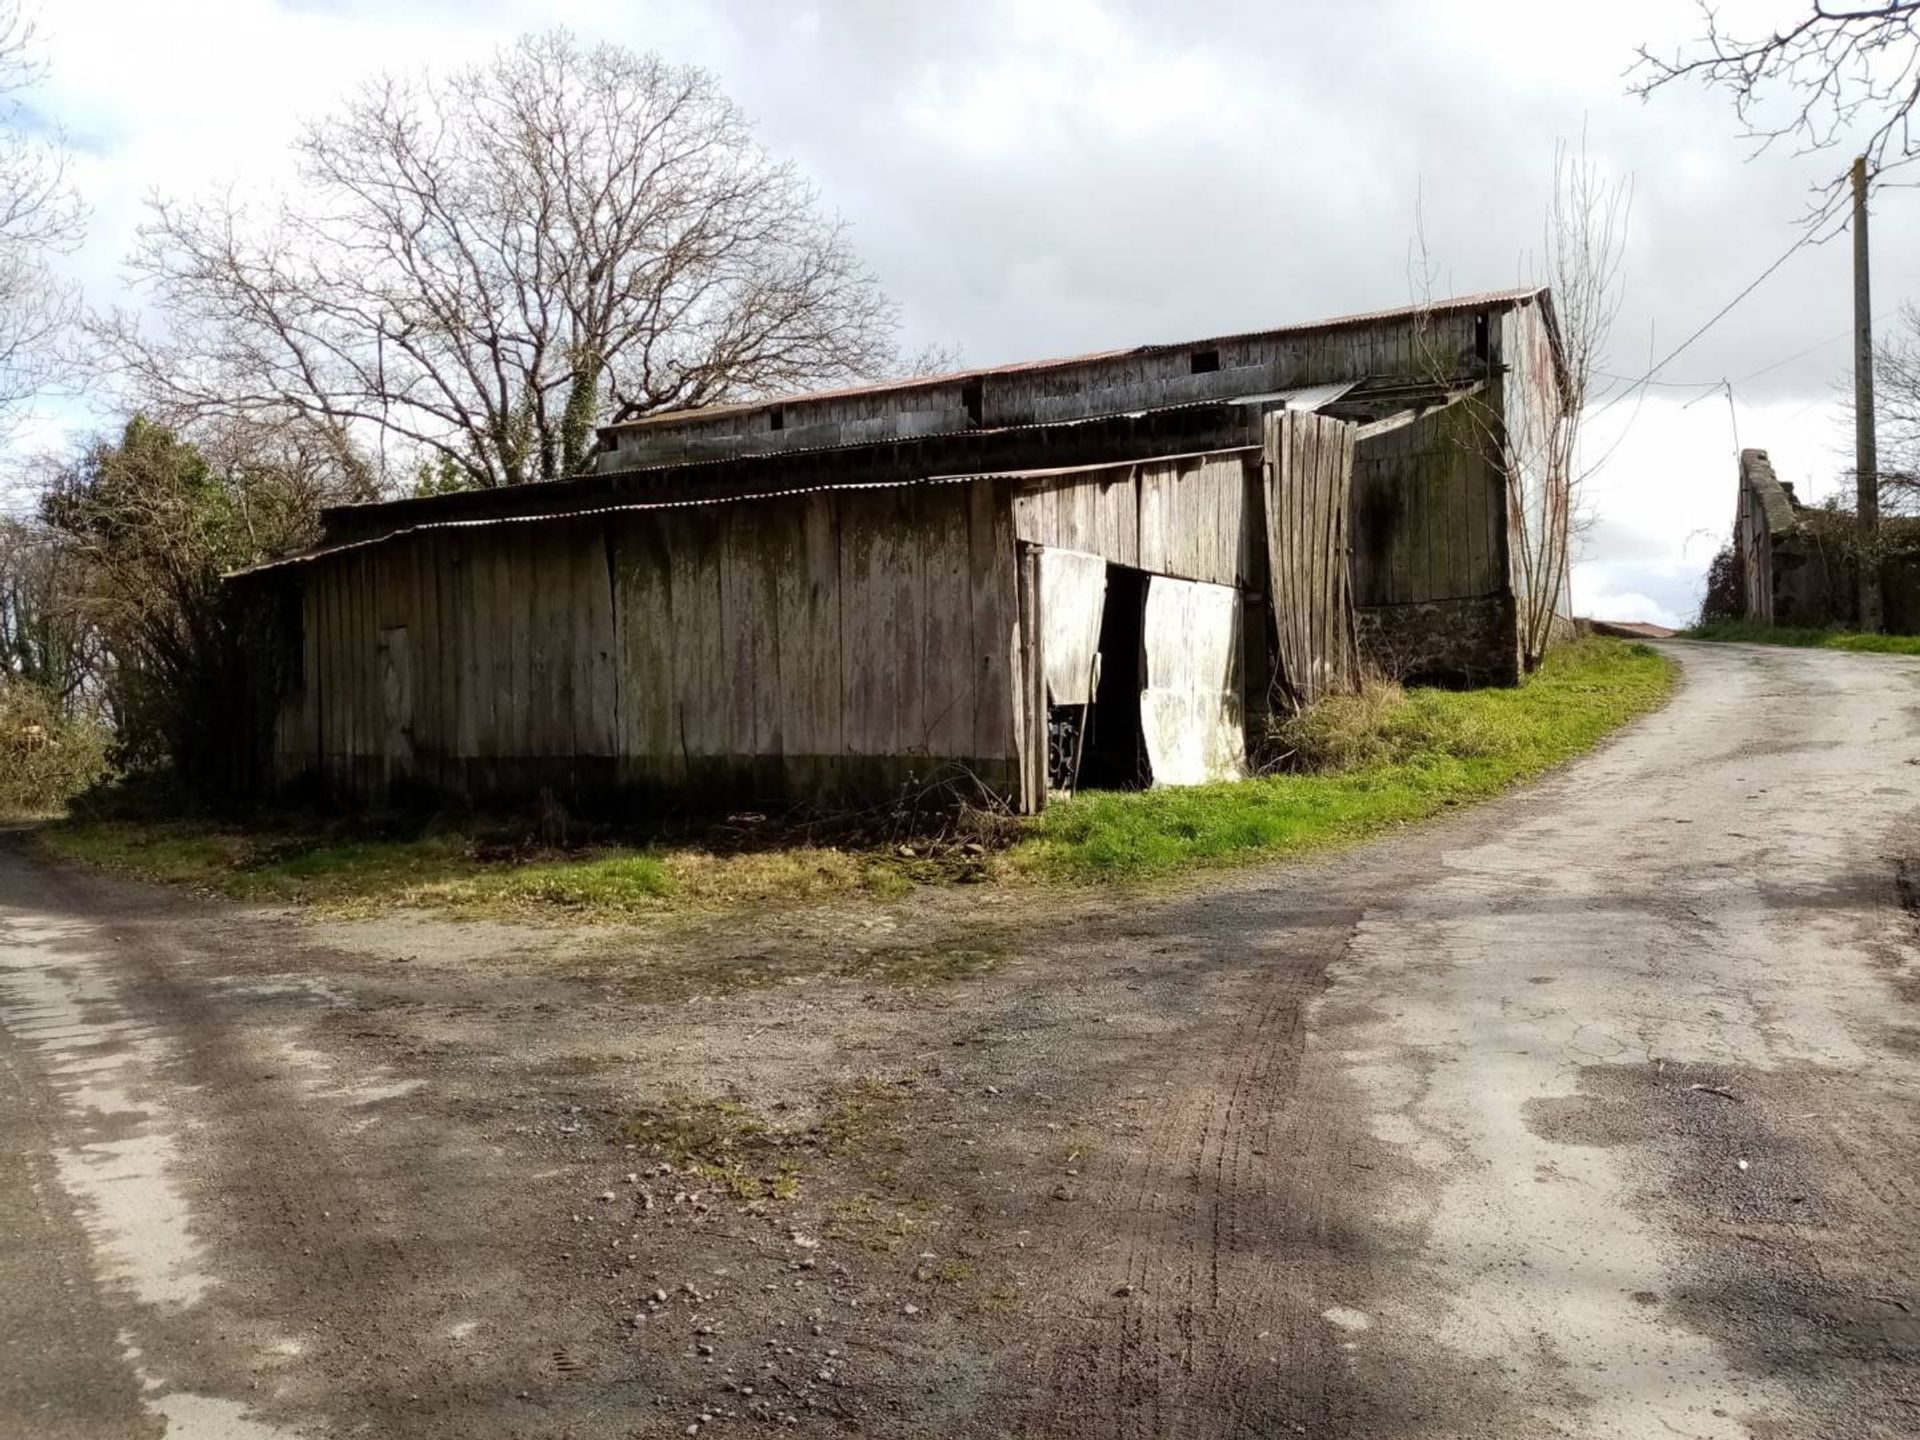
[603,287,1548,434]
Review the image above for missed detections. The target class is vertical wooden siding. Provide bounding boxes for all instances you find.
[1263,411,1359,708]
[1010,452,1258,587]
[280,481,1022,805]
[608,309,1487,469]
[1349,406,1506,607]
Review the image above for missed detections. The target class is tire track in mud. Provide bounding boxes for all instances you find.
[1028,922,1357,1440]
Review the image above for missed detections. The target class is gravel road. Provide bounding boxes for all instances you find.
[2,640,1917,1438]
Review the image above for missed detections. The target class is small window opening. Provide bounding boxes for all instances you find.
[769,407,785,431]
[1189,348,1221,375]
[1473,314,1490,362]
[961,378,984,427]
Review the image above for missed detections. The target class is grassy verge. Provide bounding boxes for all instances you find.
[1014,637,1676,882]
[35,820,915,919]
[37,638,1675,916]
[1683,618,1920,656]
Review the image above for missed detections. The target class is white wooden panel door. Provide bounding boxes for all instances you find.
[1037,547,1108,706]
[1140,576,1245,786]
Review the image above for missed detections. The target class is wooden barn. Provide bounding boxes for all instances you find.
[234,287,1570,813]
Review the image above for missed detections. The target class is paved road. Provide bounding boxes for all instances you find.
[2,640,1918,1438]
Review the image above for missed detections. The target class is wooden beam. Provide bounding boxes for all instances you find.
[1352,379,1487,442]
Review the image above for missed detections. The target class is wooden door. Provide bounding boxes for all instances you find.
[1263,410,1359,709]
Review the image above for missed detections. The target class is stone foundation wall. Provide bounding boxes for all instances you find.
[1357,594,1521,688]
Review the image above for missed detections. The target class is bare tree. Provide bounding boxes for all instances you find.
[0,0,83,436]
[1633,4,1920,196]
[1870,303,1920,511]
[1412,139,1631,668]
[96,31,899,490]
[1511,138,1632,662]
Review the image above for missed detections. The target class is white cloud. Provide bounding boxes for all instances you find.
[1574,589,1686,630]
[7,0,1912,608]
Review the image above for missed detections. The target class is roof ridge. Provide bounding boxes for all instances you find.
[605,286,1547,433]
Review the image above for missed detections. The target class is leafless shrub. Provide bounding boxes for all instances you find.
[0,673,110,816]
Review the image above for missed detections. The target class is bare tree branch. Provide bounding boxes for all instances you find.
[1412,136,1632,668]
[92,31,902,490]
[1633,3,1920,201]
[0,0,84,435]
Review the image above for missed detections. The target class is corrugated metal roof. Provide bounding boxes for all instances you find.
[231,474,985,579]
[1227,380,1359,412]
[236,435,1273,579]
[604,287,1548,433]
[922,445,1260,486]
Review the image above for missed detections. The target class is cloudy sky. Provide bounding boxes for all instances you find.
[19,0,1920,626]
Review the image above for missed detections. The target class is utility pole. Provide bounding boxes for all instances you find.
[1853,155,1883,632]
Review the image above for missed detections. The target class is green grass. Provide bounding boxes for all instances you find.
[37,638,1675,915]
[34,820,900,919]
[1683,618,1920,656]
[1014,638,1676,882]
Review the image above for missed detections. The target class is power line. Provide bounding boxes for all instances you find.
[1594,314,1883,393]
[1592,186,1852,422]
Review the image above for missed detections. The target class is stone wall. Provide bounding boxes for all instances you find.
[1356,594,1521,687]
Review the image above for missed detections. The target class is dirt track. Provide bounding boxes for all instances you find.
[3,640,1919,1438]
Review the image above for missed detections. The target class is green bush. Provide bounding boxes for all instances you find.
[0,678,113,818]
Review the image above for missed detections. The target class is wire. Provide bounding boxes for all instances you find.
[1592,372,1723,389]
[1596,314,1885,393]
[1592,185,1852,422]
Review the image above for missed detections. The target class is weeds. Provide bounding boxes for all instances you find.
[1017,638,1675,882]
[620,1094,800,1202]
[0,678,112,819]
[618,1077,913,1207]
[37,638,1674,915]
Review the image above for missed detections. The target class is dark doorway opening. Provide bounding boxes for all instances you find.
[1078,564,1148,790]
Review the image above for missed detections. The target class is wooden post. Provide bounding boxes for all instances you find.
[1853,155,1883,632]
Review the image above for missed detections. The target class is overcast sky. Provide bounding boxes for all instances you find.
[20,0,1920,626]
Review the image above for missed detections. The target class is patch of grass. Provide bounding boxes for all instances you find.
[1683,618,1920,656]
[809,1076,912,1160]
[36,817,904,923]
[619,1077,916,1206]
[1015,637,1676,882]
[441,853,675,911]
[620,1094,801,1202]
[839,943,1003,987]
[38,639,1674,918]
[36,821,480,908]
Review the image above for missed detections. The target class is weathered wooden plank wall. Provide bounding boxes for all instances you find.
[1263,410,1359,709]
[1011,452,1258,588]
[1349,406,1505,607]
[606,309,1486,469]
[278,480,1025,808]
[1497,301,1571,629]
